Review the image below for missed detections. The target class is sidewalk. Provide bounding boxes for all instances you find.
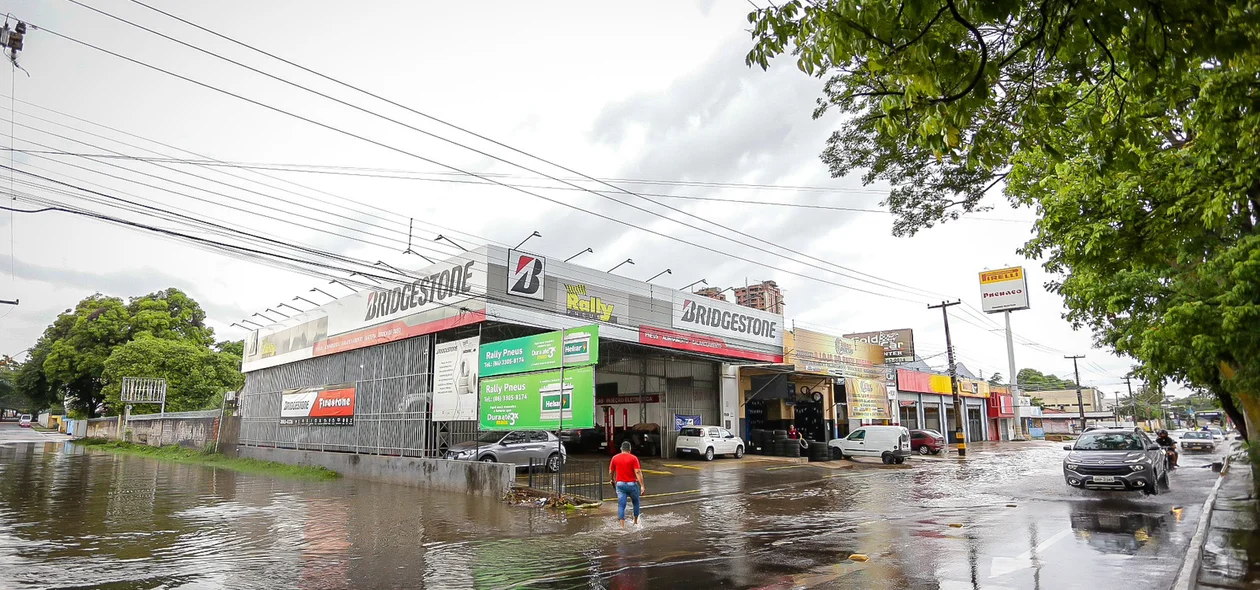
[1193,458,1258,589]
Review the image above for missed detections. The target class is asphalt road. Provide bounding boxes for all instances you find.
[561,440,1227,589]
[0,437,1230,589]
[0,419,70,444]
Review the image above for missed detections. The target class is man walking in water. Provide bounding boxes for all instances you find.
[609,441,645,528]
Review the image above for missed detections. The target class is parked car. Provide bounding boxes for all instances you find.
[445,430,566,472]
[558,427,606,453]
[619,422,661,457]
[829,426,912,464]
[910,429,946,455]
[18,414,31,428]
[675,425,744,461]
[1179,431,1216,452]
[1062,428,1169,495]
[1205,427,1226,441]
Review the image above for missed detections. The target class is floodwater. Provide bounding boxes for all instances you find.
[0,438,1226,589]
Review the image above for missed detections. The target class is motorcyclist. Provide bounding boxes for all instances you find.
[1155,430,1178,468]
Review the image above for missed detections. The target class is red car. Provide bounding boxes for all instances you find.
[910,429,946,455]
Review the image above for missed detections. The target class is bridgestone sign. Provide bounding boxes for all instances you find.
[672,296,782,347]
[979,266,1031,313]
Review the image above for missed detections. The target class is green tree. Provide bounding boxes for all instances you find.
[1015,368,1077,392]
[14,288,237,417]
[987,372,1003,387]
[102,336,243,414]
[747,0,1260,441]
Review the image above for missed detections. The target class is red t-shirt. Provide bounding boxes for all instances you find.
[610,453,641,483]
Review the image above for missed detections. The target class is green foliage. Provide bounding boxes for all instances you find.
[1016,368,1077,392]
[76,438,340,480]
[748,0,1260,438]
[102,336,243,414]
[13,288,241,418]
[987,372,1003,386]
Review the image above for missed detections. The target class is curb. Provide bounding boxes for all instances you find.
[1169,454,1232,590]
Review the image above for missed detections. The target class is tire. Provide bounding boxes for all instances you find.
[734,445,745,459]
[704,447,715,461]
[918,445,931,455]
[894,457,905,465]
[831,447,843,460]
[881,453,894,465]
[479,455,496,463]
[1158,469,1170,490]
[546,453,561,473]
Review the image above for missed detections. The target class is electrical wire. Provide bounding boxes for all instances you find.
[45,4,944,305]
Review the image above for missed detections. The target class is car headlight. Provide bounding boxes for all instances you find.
[1066,463,1080,470]
[1132,465,1146,471]
[1126,456,1150,463]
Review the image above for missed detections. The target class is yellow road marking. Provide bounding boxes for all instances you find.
[766,464,808,471]
[663,463,702,470]
[641,469,673,475]
[641,489,701,499]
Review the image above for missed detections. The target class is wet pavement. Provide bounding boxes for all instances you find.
[0,429,1229,589]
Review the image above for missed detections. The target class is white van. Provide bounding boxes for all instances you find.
[829,426,912,464]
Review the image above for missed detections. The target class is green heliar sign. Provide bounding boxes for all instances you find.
[479,325,599,377]
[479,365,595,431]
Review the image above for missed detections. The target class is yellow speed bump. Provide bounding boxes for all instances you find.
[641,469,673,475]
[664,463,702,470]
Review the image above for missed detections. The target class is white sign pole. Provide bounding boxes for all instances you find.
[1005,310,1022,439]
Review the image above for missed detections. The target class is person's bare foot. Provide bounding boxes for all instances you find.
[619,519,625,529]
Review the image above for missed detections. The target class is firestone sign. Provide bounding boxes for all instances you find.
[979,266,1031,313]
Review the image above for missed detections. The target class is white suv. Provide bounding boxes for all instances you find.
[675,425,744,461]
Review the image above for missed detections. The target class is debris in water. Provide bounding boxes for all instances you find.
[849,554,869,562]
[1006,504,1017,508]
[948,523,963,528]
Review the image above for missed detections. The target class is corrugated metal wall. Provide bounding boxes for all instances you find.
[239,335,436,456]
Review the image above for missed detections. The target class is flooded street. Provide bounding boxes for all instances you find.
[0,437,1225,589]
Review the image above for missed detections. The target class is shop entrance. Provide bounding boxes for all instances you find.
[793,393,825,443]
[923,405,942,433]
[899,403,919,429]
[967,407,985,442]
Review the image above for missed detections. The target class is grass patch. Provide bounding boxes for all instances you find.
[76,438,341,481]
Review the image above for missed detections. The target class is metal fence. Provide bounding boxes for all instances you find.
[525,459,606,503]
[239,336,457,457]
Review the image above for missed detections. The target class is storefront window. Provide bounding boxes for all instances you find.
[923,406,941,433]
[900,405,918,429]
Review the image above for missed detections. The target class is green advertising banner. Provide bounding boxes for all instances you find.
[478,325,599,377]
[479,365,595,431]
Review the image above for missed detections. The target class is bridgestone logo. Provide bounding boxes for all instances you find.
[364,261,476,321]
[679,299,777,338]
[283,399,311,411]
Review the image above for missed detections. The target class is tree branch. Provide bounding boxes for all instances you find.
[892,6,949,53]
[932,0,989,103]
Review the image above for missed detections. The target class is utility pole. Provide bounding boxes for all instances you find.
[1125,376,1136,426]
[929,301,966,456]
[1065,355,1086,432]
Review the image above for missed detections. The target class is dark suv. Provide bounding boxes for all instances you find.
[1062,428,1169,495]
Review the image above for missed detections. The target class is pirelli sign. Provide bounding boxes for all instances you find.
[978,266,1031,313]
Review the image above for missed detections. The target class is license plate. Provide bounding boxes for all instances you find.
[1092,476,1116,483]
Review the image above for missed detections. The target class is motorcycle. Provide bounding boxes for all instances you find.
[1163,446,1179,469]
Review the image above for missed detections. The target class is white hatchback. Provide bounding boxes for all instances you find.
[675,425,745,461]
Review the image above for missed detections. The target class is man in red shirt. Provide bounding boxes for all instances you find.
[609,441,645,528]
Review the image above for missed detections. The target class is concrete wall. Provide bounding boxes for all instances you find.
[237,446,512,497]
[85,411,230,451]
[86,417,120,439]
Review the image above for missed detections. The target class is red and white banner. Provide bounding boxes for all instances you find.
[638,326,782,363]
[280,383,356,426]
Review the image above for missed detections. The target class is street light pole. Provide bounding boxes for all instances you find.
[928,301,965,456]
[1065,355,1086,431]
[1125,376,1136,426]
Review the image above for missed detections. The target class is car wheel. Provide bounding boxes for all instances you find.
[831,447,843,460]
[734,445,745,459]
[918,445,931,455]
[881,453,894,465]
[479,455,496,463]
[1158,469,1170,490]
[704,447,715,461]
[894,457,905,465]
[546,453,561,473]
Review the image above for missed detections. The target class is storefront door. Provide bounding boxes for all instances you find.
[967,407,985,442]
[923,405,941,433]
[900,404,919,429]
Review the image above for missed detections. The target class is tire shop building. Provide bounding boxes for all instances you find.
[237,245,784,461]
[737,326,894,450]
[893,368,990,442]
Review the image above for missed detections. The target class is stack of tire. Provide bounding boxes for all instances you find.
[807,441,831,462]
[770,430,801,458]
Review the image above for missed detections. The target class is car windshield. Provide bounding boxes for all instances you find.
[476,431,506,444]
[918,430,942,437]
[1183,432,1211,440]
[1074,432,1146,451]
[680,427,704,437]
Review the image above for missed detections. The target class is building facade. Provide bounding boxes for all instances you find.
[1035,388,1107,414]
[734,280,785,314]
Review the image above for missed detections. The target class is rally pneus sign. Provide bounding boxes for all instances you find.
[672,293,782,347]
[507,250,546,300]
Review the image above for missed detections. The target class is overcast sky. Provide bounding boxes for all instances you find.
[0,0,1159,398]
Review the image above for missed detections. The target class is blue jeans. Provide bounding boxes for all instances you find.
[615,481,641,521]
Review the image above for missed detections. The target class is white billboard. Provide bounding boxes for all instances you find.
[433,336,480,421]
[671,293,783,348]
[979,266,1031,313]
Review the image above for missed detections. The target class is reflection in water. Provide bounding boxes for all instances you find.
[1069,500,1166,555]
